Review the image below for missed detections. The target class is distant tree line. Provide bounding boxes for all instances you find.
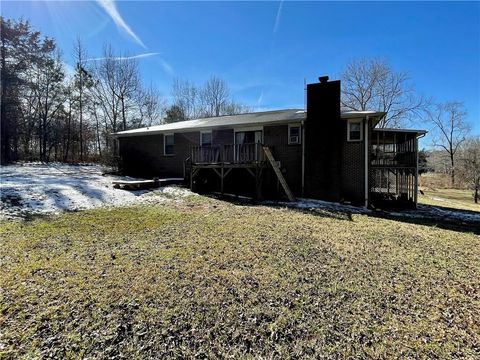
[423,137,480,203]
[0,17,247,164]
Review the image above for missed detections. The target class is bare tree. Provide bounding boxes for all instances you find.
[341,58,427,128]
[116,55,140,130]
[92,45,121,155]
[34,50,66,161]
[458,137,480,203]
[170,76,248,121]
[62,81,74,162]
[200,76,229,117]
[222,101,250,116]
[92,45,157,158]
[171,78,201,120]
[136,85,164,127]
[72,38,93,161]
[428,101,470,186]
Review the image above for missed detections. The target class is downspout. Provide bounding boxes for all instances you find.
[364,116,369,208]
[301,119,305,197]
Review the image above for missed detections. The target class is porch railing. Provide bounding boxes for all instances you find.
[191,143,265,164]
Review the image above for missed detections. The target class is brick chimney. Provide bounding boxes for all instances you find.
[303,77,342,200]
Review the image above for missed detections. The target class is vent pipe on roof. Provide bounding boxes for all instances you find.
[318,76,329,83]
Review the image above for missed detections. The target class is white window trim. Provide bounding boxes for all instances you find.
[347,119,363,142]
[200,131,212,146]
[288,124,302,145]
[164,133,175,156]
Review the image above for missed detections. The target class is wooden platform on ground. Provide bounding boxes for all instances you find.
[113,178,184,190]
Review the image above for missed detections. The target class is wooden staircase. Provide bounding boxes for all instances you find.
[263,146,295,201]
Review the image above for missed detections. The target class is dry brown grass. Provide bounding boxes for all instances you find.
[1,197,479,358]
[419,187,480,212]
[420,173,454,189]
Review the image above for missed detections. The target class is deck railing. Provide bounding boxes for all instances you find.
[191,143,265,164]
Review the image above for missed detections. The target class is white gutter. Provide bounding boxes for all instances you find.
[364,116,369,208]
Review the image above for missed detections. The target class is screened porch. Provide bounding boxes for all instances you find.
[369,129,425,208]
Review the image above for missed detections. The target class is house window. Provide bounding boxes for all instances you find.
[200,131,212,146]
[288,125,301,144]
[235,130,262,144]
[164,134,174,155]
[347,120,363,141]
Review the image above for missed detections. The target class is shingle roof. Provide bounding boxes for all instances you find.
[113,109,386,137]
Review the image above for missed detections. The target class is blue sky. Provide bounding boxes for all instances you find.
[3,1,479,138]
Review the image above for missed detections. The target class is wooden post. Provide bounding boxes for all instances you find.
[254,166,263,200]
[263,146,295,201]
[221,166,224,195]
[190,167,193,190]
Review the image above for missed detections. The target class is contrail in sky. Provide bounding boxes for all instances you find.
[96,0,146,48]
[86,52,160,61]
[257,91,264,105]
[273,0,284,36]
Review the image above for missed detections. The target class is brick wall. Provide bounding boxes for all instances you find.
[264,124,302,194]
[119,131,199,178]
[340,120,365,204]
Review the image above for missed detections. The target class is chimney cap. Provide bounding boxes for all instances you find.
[318,76,329,83]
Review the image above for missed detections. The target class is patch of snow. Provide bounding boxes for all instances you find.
[267,197,479,225]
[153,185,193,198]
[0,163,195,220]
[269,198,370,214]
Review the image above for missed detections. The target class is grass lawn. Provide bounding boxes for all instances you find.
[1,196,479,358]
[419,188,480,212]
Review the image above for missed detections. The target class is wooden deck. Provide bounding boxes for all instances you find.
[186,144,294,200]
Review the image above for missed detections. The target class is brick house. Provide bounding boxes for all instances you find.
[114,77,425,208]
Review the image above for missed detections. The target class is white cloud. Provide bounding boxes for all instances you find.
[96,0,146,48]
[273,0,284,36]
[86,52,160,62]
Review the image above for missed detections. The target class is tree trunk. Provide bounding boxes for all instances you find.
[42,116,47,162]
[121,96,127,131]
[79,96,83,162]
[79,77,84,162]
[0,26,10,164]
[475,187,479,204]
[93,107,102,157]
[64,104,72,162]
[450,153,455,187]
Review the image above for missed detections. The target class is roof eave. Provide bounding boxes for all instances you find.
[113,117,305,138]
